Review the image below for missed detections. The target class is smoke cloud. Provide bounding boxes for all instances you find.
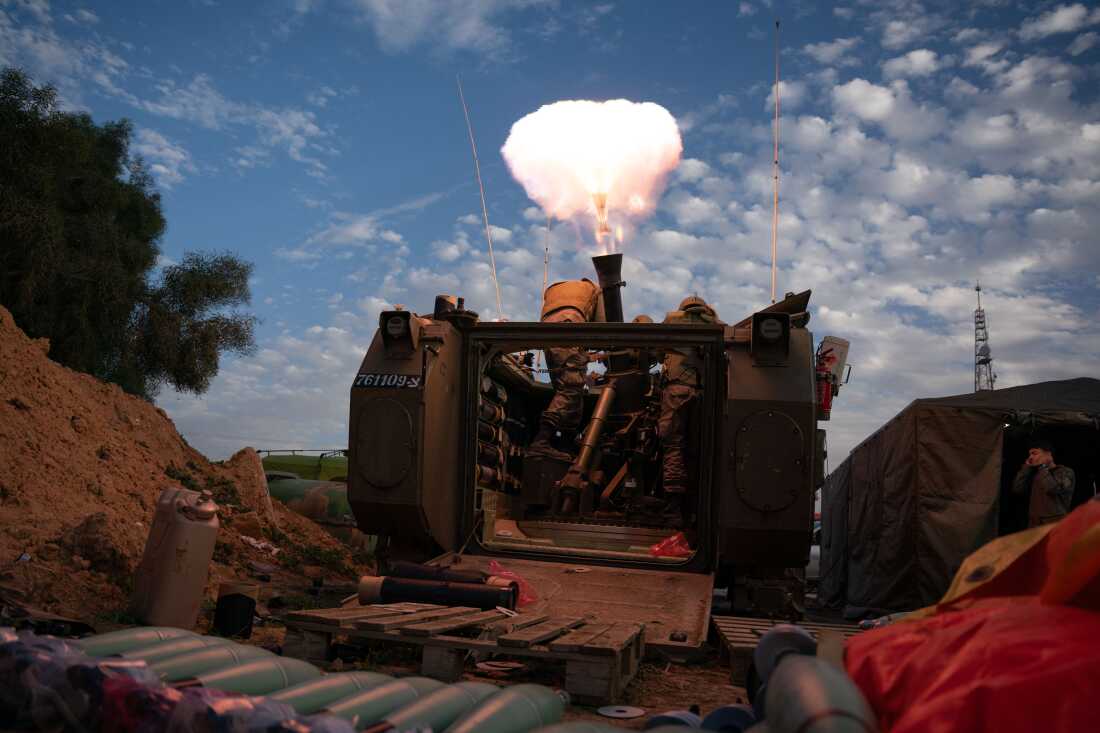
[501,99,682,248]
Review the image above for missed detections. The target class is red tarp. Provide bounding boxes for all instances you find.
[845,499,1100,732]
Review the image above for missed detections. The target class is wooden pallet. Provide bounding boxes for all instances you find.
[283,602,644,704]
[712,615,862,687]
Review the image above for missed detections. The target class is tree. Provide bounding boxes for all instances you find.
[0,67,256,398]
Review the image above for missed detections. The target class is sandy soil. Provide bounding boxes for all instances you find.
[0,305,366,626]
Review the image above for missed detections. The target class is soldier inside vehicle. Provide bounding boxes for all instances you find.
[471,290,723,563]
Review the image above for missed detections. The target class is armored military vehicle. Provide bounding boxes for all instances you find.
[347,254,847,653]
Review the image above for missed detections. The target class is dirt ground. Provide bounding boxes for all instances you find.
[0,301,742,725]
[0,305,367,626]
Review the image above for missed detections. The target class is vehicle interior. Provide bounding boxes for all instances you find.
[465,327,723,566]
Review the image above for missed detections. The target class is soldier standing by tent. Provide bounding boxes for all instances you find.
[659,296,722,525]
[527,279,602,461]
[1011,438,1075,528]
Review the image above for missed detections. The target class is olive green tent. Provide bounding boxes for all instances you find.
[819,378,1100,617]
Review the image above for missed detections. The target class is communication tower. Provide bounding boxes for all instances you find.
[974,282,996,392]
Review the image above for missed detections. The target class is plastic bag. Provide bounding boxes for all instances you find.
[487,560,538,607]
[0,630,159,731]
[649,531,693,558]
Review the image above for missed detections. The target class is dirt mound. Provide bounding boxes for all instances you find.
[0,305,364,624]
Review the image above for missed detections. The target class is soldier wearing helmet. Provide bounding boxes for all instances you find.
[527,279,603,461]
[659,296,722,524]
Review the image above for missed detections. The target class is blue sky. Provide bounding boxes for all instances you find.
[3,0,1099,464]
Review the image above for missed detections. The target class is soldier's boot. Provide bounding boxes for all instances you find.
[527,422,573,463]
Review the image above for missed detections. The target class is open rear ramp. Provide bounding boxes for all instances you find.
[446,555,713,657]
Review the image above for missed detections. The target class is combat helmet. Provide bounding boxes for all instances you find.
[679,295,709,311]
[677,295,718,322]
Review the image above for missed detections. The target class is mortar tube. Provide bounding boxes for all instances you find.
[444,684,568,733]
[362,681,500,733]
[75,627,197,657]
[176,656,322,695]
[572,380,618,480]
[152,643,273,682]
[591,253,624,324]
[323,677,445,728]
[269,672,395,714]
[119,635,235,663]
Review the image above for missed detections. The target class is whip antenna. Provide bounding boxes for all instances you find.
[542,215,551,308]
[771,19,781,304]
[457,75,504,320]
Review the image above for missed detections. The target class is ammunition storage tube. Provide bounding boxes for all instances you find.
[358,576,517,610]
[120,635,235,663]
[181,656,322,695]
[479,377,508,404]
[477,421,505,444]
[324,677,445,726]
[477,464,501,487]
[479,401,505,425]
[269,672,395,714]
[76,627,196,657]
[764,655,877,733]
[478,441,505,467]
[445,684,568,733]
[363,681,499,733]
[153,644,274,682]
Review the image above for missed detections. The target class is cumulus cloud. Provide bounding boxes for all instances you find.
[1067,31,1099,55]
[882,49,942,78]
[349,0,552,58]
[803,37,859,65]
[63,9,100,24]
[765,80,808,112]
[831,78,946,141]
[1019,3,1100,41]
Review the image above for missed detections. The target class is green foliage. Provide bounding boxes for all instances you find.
[164,463,200,492]
[204,474,241,508]
[164,463,241,507]
[0,67,256,399]
[281,543,351,575]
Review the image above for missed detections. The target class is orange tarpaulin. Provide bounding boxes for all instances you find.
[845,498,1100,733]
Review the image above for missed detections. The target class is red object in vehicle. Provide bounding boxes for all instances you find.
[650,531,693,558]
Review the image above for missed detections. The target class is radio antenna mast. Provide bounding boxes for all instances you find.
[457,75,504,320]
[770,19,781,304]
[542,215,551,307]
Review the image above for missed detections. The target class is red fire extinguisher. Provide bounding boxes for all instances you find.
[816,348,835,420]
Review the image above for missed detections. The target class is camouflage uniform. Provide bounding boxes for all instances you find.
[659,297,720,497]
[528,279,601,460]
[1012,463,1076,527]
